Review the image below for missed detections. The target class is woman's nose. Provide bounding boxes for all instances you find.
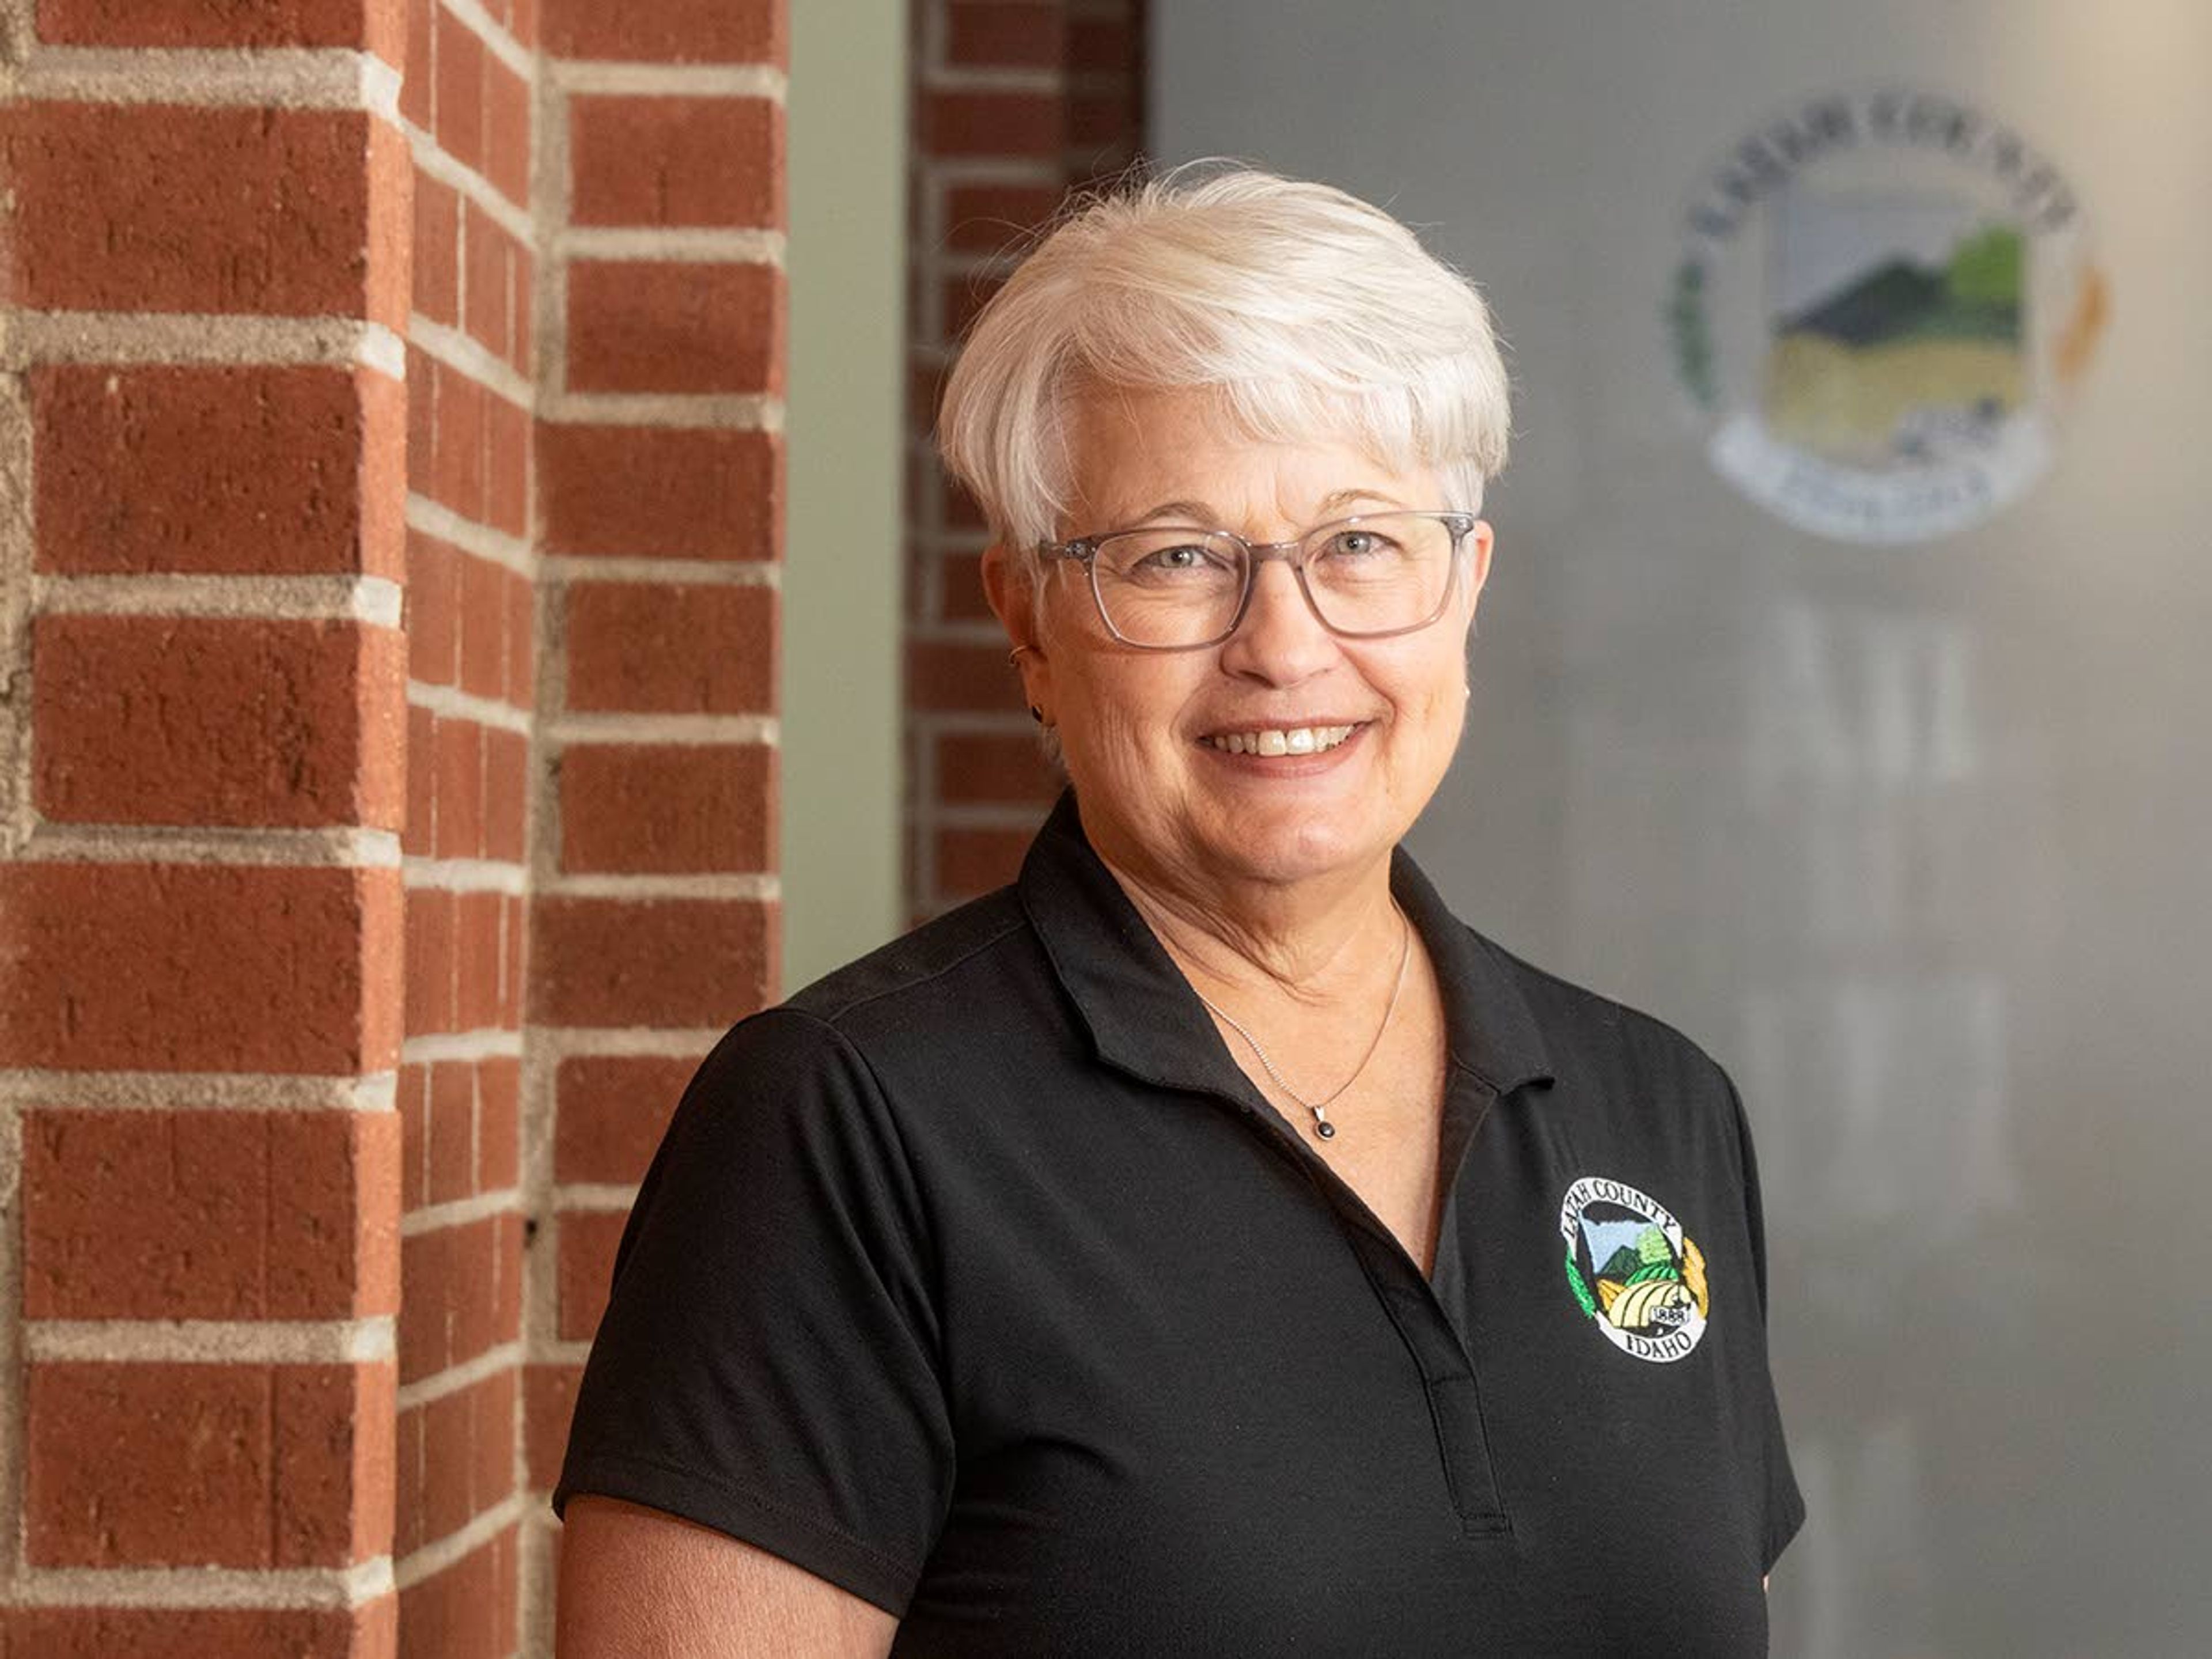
[1218,558,1336,682]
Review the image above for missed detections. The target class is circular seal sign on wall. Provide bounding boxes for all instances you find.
[1668,86,2108,544]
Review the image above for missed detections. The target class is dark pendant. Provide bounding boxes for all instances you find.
[1316,1120,1336,1139]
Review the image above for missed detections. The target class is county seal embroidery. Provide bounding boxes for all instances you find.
[1559,1176,1710,1363]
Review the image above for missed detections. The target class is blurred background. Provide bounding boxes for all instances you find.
[1,0,2204,1653]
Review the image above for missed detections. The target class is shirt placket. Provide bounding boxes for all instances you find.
[1226,1067,1514,1537]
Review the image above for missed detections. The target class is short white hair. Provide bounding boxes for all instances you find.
[935,161,1513,560]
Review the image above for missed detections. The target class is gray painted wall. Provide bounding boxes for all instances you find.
[1157,3,2210,1653]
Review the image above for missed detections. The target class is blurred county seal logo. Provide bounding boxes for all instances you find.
[1560,1176,1710,1363]
[1668,86,2108,543]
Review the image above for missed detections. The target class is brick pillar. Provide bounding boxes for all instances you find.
[0,0,411,1653]
[391,0,536,1653]
[0,0,787,1653]
[905,0,1147,920]
[519,3,786,1656]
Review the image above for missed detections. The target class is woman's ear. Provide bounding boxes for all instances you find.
[1459,519,1495,635]
[982,543,1044,654]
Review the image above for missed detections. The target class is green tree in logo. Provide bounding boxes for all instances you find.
[1564,1250,1598,1319]
[1667,259,1718,410]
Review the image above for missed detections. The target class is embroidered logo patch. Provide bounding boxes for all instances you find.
[1559,1176,1710,1363]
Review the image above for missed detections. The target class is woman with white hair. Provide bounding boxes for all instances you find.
[554,164,1804,1656]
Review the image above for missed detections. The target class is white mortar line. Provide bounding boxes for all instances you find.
[934,802,1054,831]
[556,227,787,264]
[518,1027,723,1061]
[532,1338,593,1366]
[405,495,536,577]
[407,681,535,735]
[408,315,536,411]
[406,123,537,245]
[538,873,779,902]
[911,155,1065,187]
[393,1340,528,1412]
[549,1183,638,1213]
[33,573,403,628]
[441,0,535,81]
[918,66,1061,94]
[518,1509,555,1659]
[403,857,531,895]
[0,313,405,376]
[537,390,783,431]
[543,714,778,746]
[15,824,402,869]
[2,46,400,120]
[0,340,37,868]
[547,61,787,99]
[393,1492,529,1590]
[400,1031,527,1066]
[25,1318,396,1366]
[400,1189,525,1238]
[910,617,1010,646]
[0,1070,395,1113]
[13,1557,393,1611]
[543,555,780,587]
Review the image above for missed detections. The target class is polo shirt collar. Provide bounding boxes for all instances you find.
[1017,788,1554,1104]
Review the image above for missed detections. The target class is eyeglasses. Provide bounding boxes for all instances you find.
[1036,510,1478,651]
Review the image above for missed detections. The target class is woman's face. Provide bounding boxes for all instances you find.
[993,384,1494,897]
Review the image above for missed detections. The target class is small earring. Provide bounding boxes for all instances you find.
[1008,646,1036,666]
[1029,704,1045,724]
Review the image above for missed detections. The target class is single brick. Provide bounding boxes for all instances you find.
[459,547,509,701]
[479,1055,521,1188]
[32,0,404,58]
[486,390,531,537]
[407,529,462,688]
[509,242,537,376]
[934,824,1035,901]
[568,95,785,228]
[405,884,457,1037]
[555,1209,628,1340]
[32,363,405,577]
[0,865,401,1073]
[918,90,1062,158]
[484,726,529,862]
[539,425,782,559]
[559,742,774,874]
[405,1367,514,1547]
[945,1,1062,67]
[401,0,432,126]
[432,714,486,859]
[566,260,783,395]
[25,1361,393,1569]
[907,637,1028,713]
[529,895,775,1027]
[0,1602,396,1659]
[414,170,461,325]
[935,549,994,621]
[463,198,514,363]
[1067,13,1135,74]
[563,582,776,714]
[485,52,532,207]
[455,890,505,1032]
[397,1062,431,1209]
[428,362,488,523]
[935,728,1060,805]
[0,104,395,319]
[33,614,404,830]
[395,1528,516,1659]
[22,1108,399,1321]
[943,180,1065,252]
[541,0,784,63]
[434,4,486,173]
[523,1361,582,1490]
[426,1059,476,1206]
[553,1052,697,1185]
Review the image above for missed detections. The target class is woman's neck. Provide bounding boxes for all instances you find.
[1094,839,1403,1011]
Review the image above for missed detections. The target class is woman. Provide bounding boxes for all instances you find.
[555,165,1804,1656]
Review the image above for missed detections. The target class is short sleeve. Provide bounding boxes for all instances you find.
[1723,1065,1808,1575]
[552,1009,955,1616]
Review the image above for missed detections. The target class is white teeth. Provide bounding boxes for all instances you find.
[1206,725,1357,756]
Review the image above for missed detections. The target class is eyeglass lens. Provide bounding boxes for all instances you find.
[1088,512,1460,647]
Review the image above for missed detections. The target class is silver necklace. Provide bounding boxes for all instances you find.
[1192,906,1413,1142]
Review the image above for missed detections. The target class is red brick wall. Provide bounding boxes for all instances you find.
[906,0,1147,918]
[0,0,786,1653]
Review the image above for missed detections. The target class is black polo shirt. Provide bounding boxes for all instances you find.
[554,789,1804,1656]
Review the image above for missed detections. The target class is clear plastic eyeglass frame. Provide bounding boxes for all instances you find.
[1035,510,1479,652]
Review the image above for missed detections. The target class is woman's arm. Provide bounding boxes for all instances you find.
[557,1495,899,1659]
